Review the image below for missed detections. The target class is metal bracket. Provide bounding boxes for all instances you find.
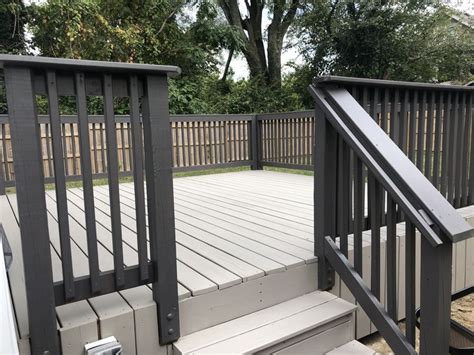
[0,224,12,271]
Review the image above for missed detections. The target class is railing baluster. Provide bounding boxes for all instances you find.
[129,75,148,281]
[425,92,435,182]
[417,91,427,172]
[405,220,416,346]
[408,90,418,163]
[469,93,474,204]
[461,93,470,206]
[46,71,75,300]
[103,74,125,287]
[454,92,464,207]
[433,92,443,189]
[448,92,458,204]
[75,72,100,293]
[441,92,451,197]
[386,196,397,320]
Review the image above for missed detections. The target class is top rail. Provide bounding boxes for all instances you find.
[315,75,474,92]
[0,54,181,76]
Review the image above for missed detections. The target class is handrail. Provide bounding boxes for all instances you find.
[315,75,474,92]
[323,87,474,243]
[0,54,181,76]
[309,85,444,246]
[310,78,474,355]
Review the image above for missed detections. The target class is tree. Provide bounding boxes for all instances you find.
[28,0,233,77]
[295,0,473,82]
[0,0,26,54]
[217,0,301,87]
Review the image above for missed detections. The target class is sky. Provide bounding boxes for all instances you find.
[25,0,474,79]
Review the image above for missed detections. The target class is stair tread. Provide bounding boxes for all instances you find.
[173,291,356,354]
[326,340,376,354]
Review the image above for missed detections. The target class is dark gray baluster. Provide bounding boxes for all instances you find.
[75,72,100,293]
[103,74,124,287]
[46,71,75,300]
[405,220,416,346]
[461,93,470,206]
[448,92,458,204]
[441,92,451,197]
[386,196,397,320]
[129,75,148,281]
[433,92,443,189]
[425,92,435,182]
[417,91,427,172]
[408,91,418,163]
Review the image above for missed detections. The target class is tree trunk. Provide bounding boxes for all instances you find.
[217,0,299,88]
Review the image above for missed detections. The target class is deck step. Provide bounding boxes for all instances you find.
[326,340,376,354]
[173,291,357,354]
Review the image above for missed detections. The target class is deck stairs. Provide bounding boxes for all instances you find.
[173,290,373,354]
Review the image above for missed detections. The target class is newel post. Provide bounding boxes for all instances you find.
[142,74,180,344]
[4,66,59,354]
[251,114,262,170]
[314,104,337,290]
[419,237,452,355]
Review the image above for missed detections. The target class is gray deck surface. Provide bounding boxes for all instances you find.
[2,170,473,355]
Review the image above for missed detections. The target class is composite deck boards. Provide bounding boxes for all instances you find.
[2,170,473,354]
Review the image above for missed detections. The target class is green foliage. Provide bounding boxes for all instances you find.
[294,1,474,83]
[0,0,26,54]
[169,73,305,114]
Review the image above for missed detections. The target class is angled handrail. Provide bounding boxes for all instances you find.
[310,80,474,355]
[323,87,474,243]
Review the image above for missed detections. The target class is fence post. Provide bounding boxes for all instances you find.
[142,74,180,344]
[4,66,59,354]
[314,106,336,290]
[419,237,452,355]
[251,114,262,170]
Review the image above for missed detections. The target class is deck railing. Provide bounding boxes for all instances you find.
[0,55,181,354]
[310,77,474,354]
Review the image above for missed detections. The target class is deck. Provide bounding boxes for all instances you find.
[2,170,473,355]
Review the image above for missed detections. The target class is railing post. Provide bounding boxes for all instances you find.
[419,237,452,355]
[142,74,180,344]
[251,114,262,170]
[4,66,59,354]
[314,106,336,290]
